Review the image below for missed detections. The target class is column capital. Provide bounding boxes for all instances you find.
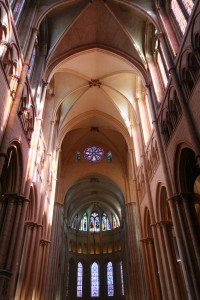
[159,220,173,228]
[1,193,26,204]
[40,239,51,247]
[168,194,180,203]
[179,192,193,202]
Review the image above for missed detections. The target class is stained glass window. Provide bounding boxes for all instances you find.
[102,213,111,231]
[112,216,119,229]
[91,262,99,297]
[90,212,100,232]
[182,0,194,15]
[157,52,168,88]
[72,215,78,229]
[79,213,87,231]
[171,0,187,34]
[13,0,25,22]
[76,150,81,162]
[77,262,83,297]
[84,146,104,162]
[107,262,114,296]
[107,151,112,162]
[120,261,124,295]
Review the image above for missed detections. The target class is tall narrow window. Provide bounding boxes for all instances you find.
[77,262,83,297]
[107,151,112,162]
[112,216,119,229]
[157,51,168,88]
[107,262,114,296]
[120,261,124,296]
[79,213,87,231]
[72,215,78,229]
[13,0,25,23]
[102,213,111,231]
[90,212,100,232]
[171,0,187,34]
[91,262,99,297]
[182,0,194,15]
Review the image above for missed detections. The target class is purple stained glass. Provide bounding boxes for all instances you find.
[171,0,187,34]
[91,262,99,297]
[107,262,114,296]
[13,0,25,22]
[77,262,83,297]
[84,146,104,162]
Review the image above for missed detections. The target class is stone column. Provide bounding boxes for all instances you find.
[44,203,64,300]
[163,220,188,299]
[125,202,146,300]
[180,193,200,269]
[174,196,200,299]
[155,222,174,300]
[141,239,154,299]
[0,193,26,298]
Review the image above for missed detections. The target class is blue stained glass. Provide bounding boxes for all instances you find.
[91,262,99,297]
[107,262,114,296]
[77,262,83,297]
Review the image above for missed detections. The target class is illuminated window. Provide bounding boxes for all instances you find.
[13,0,25,23]
[120,261,124,295]
[72,215,78,229]
[84,146,104,162]
[79,213,87,231]
[182,0,194,15]
[90,212,100,232]
[112,216,119,229]
[76,150,81,162]
[107,151,112,162]
[171,0,187,34]
[107,262,114,296]
[77,262,83,297]
[157,51,168,87]
[91,262,99,297]
[102,213,111,231]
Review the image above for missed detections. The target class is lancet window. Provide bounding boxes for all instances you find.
[107,262,114,296]
[77,262,83,297]
[13,0,25,23]
[91,262,99,297]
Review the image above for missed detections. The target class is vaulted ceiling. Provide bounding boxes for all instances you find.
[36,0,155,209]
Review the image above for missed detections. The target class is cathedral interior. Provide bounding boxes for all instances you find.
[0,0,200,299]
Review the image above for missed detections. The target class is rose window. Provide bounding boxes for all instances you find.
[84,146,104,162]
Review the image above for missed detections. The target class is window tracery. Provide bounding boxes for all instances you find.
[171,0,188,34]
[91,262,99,297]
[107,262,114,296]
[77,262,83,297]
[84,146,104,162]
[90,212,100,232]
[77,211,119,232]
